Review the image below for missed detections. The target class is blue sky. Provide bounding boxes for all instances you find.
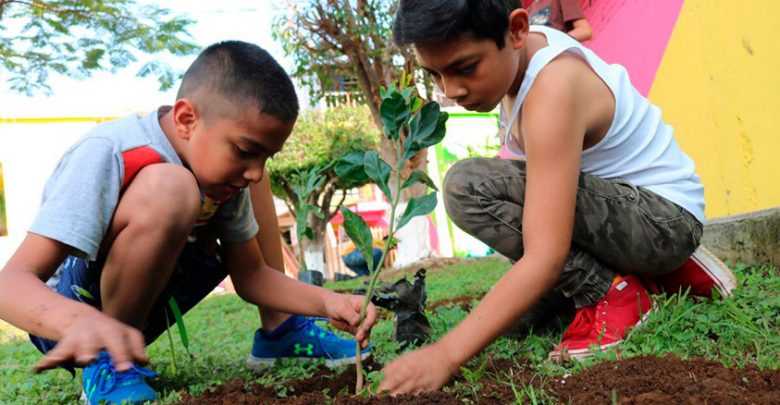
[0,1,299,117]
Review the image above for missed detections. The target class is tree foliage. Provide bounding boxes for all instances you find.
[272,0,419,135]
[266,106,380,255]
[0,0,198,94]
[273,0,435,207]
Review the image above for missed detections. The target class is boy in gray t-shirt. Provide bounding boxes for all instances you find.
[0,41,376,405]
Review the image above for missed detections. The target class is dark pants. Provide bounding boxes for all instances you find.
[30,232,226,359]
[342,247,384,276]
[443,158,702,308]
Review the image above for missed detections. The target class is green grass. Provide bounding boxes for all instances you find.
[0,257,777,404]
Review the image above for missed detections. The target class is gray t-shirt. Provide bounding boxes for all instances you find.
[29,108,259,260]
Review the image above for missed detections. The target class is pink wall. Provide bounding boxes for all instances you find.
[523,0,685,96]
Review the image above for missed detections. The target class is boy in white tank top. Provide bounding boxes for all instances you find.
[378,0,737,394]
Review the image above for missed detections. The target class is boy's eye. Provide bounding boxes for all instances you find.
[426,70,441,80]
[233,145,255,159]
[456,64,476,75]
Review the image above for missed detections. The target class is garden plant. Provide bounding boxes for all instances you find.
[267,106,380,274]
[289,166,327,283]
[335,78,448,392]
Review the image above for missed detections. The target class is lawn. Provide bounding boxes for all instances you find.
[0,256,777,404]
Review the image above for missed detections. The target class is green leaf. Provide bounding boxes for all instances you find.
[163,308,178,375]
[380,90,410,141]
[402,170,439,191]
[75,286,95,300]
[340,207,376,273]
[404,103,448,161]
[335,151,369,183]
[296,210,310,242]
[396,193,438,230]
[363,151,392,200]
[168,297,190,352]
[302,167,326,195]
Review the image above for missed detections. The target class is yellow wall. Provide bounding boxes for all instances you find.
[649,0,780,219]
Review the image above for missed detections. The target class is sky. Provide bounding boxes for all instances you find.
[0,0,300,117]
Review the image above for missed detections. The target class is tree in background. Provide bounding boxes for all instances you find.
[274,0,437,266]
[0,0,198,94]
[267,106,380,273]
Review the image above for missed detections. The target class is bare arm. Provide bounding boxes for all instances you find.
[0,234,84,337]
[440,58,584,365]
[0,233,146,371]
[568,18,593,42]
[379,55,588,394]
[249,168,285,271]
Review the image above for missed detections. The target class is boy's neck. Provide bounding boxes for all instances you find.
[507,32,548,98]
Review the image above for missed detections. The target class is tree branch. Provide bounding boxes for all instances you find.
[5,0,90,16]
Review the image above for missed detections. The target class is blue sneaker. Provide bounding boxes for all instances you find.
[246,315,371,371]
[82,351,158,405]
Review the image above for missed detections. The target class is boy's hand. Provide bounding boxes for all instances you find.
[323,293,377,348]
[377,343,458,395]
[34,312,147,373]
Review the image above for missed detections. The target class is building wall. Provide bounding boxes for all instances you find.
[649,0,780,218]
[574,0,780,218]
[0,119,101,266]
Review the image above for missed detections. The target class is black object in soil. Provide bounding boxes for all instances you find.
[355,268,431,348]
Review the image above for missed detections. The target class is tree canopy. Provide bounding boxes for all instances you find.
[267,105,380,222]
[0,0,198,94]
[272,0,419,133]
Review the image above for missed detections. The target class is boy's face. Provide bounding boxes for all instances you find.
[175,102,293,201]
[413,11,529,112]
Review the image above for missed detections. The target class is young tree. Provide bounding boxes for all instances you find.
[274,0,437,266]
[266,106,380,273]
[0,0,198,94]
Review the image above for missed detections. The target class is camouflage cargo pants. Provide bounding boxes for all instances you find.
[443,158,703,308]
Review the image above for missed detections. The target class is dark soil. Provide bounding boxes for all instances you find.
[178,355,779,404]
[552,355,780,404]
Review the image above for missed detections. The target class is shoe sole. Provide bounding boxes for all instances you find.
[246,351,372,372]
[691,246,737,297]
[548,301,657,362]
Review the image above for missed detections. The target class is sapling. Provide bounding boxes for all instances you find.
[335,77,448,392]
[291,165,327,281]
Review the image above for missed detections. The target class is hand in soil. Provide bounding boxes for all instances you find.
[34,312,147,373]
[377,342,459,395]
[323,293,377,348]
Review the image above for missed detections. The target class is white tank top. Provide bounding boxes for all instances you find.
[502,26,705,222]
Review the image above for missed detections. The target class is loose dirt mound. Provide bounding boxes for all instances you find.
[179,355,779,404]
[551,355,780,404]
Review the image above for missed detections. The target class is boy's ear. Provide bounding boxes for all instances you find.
[508,8,530,49]
[172,99,199,140]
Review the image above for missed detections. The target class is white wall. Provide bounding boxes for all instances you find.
[0,121,96,266]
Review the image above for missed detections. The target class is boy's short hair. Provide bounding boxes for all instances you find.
[177,40,299,123]
[393,0,522,49]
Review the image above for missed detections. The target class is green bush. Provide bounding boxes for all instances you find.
[267,105,380,198]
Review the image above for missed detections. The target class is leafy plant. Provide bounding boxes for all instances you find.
[267,106,380,272]
[290,166,327,272]
[335,77,448,392]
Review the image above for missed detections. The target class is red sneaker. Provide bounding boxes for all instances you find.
[548,275,653,362]
[655,246,737,298]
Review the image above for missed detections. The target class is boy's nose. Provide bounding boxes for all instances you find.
[244,165,265,183]
[442,80,467,100]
